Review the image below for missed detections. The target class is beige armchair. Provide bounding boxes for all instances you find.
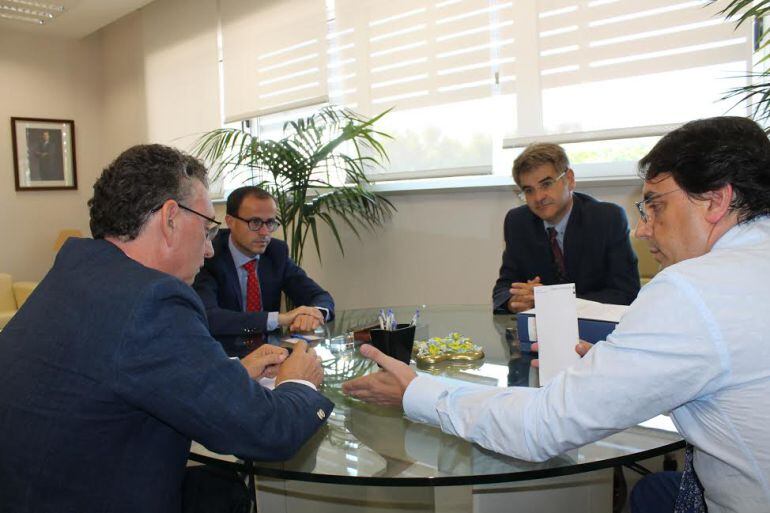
[0,274,38,329]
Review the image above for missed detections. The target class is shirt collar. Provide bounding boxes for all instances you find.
[543,204,573,236]
[228,234,259,269]
[712,215,770,251]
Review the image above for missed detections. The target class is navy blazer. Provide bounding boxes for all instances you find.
[0,238,333,513]
[493,192,640,312]
[193,230,335,337]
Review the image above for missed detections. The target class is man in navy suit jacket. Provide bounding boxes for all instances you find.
[493,143,640,313]
[0,145,333,513]
[193,186,335,337]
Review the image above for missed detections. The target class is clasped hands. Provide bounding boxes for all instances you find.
[240,340,324,387]
[506,276,541,313]
[278,305,325,332]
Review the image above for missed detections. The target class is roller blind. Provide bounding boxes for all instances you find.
[532,0,751,134]
[331,0,516,115]
[219,0,751,179]
[220,0,329,122]
[537,0,747,88]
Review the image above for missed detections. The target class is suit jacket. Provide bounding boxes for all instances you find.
[193,230,335,337]
[492,192,640,312]
[0,238,333,513]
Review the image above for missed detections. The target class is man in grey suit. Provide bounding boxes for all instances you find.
[0,144,332,513]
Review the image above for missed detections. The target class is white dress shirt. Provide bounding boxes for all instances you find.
[405,216,770,513]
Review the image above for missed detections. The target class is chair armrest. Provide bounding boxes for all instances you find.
[13,281,38,308]
[0,310,17,329]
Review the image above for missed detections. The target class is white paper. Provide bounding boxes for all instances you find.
[522,298,628,324]
[639,414,679,433]
[534,284,581,386]
[574,298,628,323]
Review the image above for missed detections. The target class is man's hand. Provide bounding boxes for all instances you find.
[507,276,541,313]
[278,306,324,332]
[530,340,592,368]
[240,344,288,379]
[342,344,418,408]
[275,340,324,388]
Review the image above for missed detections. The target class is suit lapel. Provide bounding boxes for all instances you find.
[217,233,244,311]
[529,211,555,283]
[563,194,584,282]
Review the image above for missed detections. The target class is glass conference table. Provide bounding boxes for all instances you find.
[189,305,683,512]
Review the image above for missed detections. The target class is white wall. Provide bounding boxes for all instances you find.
[0,28,103,281]
[100,0,219,158]
[296,182,643,310]
[0,0,221,282]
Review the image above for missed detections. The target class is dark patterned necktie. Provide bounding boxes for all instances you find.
[243,260,262,312]
[674,444,706,513]
[547,227,567,283]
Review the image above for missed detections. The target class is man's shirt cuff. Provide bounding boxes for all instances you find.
[315,306,330,321]
[266,311,279,331]
[277,379,317,391]
[403,374,456,426]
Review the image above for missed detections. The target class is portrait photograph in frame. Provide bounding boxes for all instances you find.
[11,117,77,191]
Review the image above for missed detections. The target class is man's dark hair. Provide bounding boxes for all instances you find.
[640,116,770,223]
[226,186,275,216]
[89,144,208,241]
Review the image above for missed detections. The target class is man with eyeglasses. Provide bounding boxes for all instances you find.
[0,145,333,512]
[345,117,770,512]
[193,186,335,338]
[493,142,640,313]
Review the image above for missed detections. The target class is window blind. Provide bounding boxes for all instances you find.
[220,0,329,122]
[331,0,516,115]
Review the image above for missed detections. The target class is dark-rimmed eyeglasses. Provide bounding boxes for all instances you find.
[634,189,682,224]
[151,201,221,241]
[229,213,281,233]
[517,171,567,201]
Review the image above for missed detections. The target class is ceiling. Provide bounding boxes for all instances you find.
[0,0,155,39]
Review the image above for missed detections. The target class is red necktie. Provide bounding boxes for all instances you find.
[547,227,568,283]
[243,260,262,312]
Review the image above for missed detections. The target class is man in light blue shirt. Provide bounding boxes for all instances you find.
[344,116,770,512]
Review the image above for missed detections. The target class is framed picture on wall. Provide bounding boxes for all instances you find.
[11,117,77,191]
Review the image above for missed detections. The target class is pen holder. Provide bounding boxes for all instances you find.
[368,323,416,364]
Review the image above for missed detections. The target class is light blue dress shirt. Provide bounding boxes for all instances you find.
[228,236,329,331]
[404,217,770,512]
[543,203,572,251]
[228,236,280,331]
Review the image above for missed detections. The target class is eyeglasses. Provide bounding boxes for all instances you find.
[229,213,281,233]
[634,189,682,224]
[151,201,221,241]
[517,171,567,201]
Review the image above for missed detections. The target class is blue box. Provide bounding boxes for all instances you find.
[517,312,618,352]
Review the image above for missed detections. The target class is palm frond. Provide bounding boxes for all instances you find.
[714,1,770,130]
[193,105,396,266]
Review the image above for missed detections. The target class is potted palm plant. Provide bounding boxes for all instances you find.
[193,106,396,266]
[719,1,770,127]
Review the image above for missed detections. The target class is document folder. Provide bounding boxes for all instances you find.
[517,299,628,351]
